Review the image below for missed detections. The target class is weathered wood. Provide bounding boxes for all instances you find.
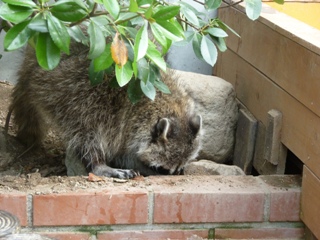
[263,109,283,166]
[233,108,257,174]
[301,166,320,239]
[215,49,320,178]
[252,121,286,175]
[218,6,320,119]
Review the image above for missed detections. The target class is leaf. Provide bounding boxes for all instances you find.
[205,0,222,10]
[111,32,128,67]
[192,33,203,60]
[201,36,218,66]
[210,36,227,52]
[154,80,171,94]
[88,21,106,59]
[153,21,183,42]
[272,0,284,4]
[1,0,37,8]
[152,5,180,21]
[180,3,199,27]
[93,43,113,71]
[150,23,171,54]
[140,80,156,101]
[216,19,240,38]
[137,58,149,83]
[127,79,144,104]
[134,20,148,62]
[28,14,48,33]
[36,32,61,70]
[146,43,166,72]
[89,60,105,86]
[0,4,33,24]
[67,25,88,45]
[129,0,139,12]
[205,27,228,37]
[102,0,120,20]
[51,0,88,22]
[244,0,262,21]
[4,20,33,51]
[47,14,70,54]
[115,61,133,87]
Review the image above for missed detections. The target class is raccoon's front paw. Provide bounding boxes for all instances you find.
[92,165,139,179]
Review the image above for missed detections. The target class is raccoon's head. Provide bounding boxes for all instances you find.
[137,114,202,176]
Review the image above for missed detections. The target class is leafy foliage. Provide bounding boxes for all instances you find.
[0,0,282,101]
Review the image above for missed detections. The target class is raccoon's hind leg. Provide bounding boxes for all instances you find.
[10,84,47,147]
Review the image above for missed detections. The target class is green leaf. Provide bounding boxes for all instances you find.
[272,0,284,4]
[47,14,70,54]
[152,5,180,21]
[28,14,48,33]
[146,43,166,72]
[89,60,105,86]
[51,0,88,22]
[154,21,184,42]
[67,25,88,45]
[154,80,171,94]
[0,4,33,24]
[129,0,139,12]
[205,27,228,37]
[180,3,199,27]
[140,80,156,100]
[134,20,148,61]
[103,0,120,20]
[1,0,37,8]
[93,43,113,71]
[127,79,144,104]
[201,36,217,66]
[137,58,149,83]
[192,33,203,60]
[205,0,222,10]
[88,21,106,59]
[150,22,171,52]
[216,19,240,38]
[36,32,61,70]
[210,36,227,52]
[4,20,33,51]
[115,61,133,87]
[244,0,262,21]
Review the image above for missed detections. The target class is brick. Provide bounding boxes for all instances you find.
[259,175,302,221]
[0,193,27,226]
[98,229,208,240]
[33,191,148,226]
[39,232,92,240]
[215,227,305,239]
[153,176,265,223]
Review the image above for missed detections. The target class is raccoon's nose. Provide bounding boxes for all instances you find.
[151,166,170,175]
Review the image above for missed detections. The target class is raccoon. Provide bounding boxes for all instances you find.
[8,42,202,179]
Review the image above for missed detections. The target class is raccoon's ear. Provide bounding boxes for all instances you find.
[151,118,170,141]
[189,114,202,136]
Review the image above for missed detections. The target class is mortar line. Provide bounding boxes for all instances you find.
[26,194,33,227]
[147,190,154,225]
[256,176,271,222]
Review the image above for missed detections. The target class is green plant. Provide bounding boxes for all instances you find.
[0,0,282,102]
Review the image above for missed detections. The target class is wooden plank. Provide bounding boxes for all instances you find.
[215,49,320,178]
[233,108,258,174]
[218,7,320,119]
[301,166,320,239]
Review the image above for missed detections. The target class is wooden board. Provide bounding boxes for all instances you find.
[218,7,320,119]
[301,166,320,239]
[215,49,320,178]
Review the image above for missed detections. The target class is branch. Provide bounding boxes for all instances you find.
[220,0,244,8]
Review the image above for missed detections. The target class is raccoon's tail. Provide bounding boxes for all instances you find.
[8,82,47,148]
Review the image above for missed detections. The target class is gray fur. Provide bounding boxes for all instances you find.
[9,42,202,179]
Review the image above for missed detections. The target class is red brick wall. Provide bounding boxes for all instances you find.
[0,175,305,239]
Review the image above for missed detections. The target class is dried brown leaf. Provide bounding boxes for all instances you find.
[111,32,128,67]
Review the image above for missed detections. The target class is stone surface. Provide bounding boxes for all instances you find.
[177,70,238,163]
[184,160,245,176]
